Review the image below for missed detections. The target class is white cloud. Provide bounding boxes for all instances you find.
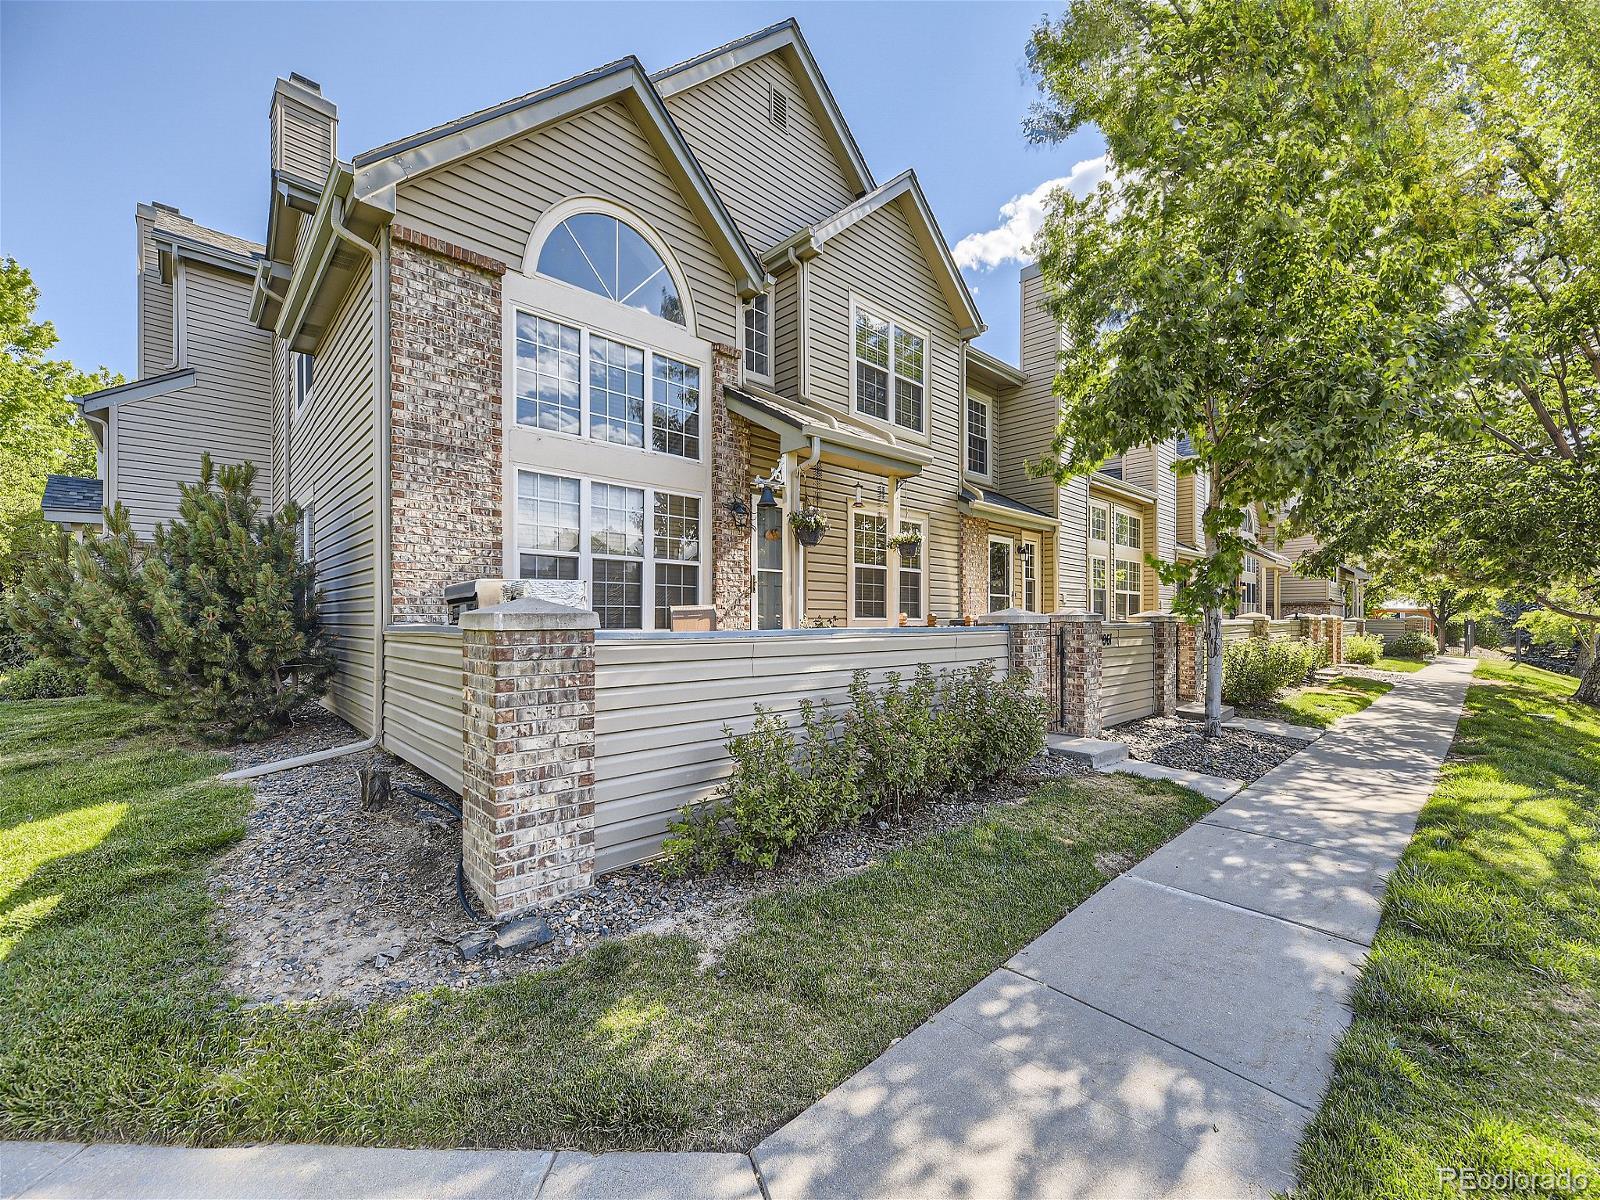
[953,156,1111,271]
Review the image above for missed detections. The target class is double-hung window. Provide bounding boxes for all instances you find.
[515,470,700,631]
[1114,562,1142,618]
[852,513,888,620]
[513,309,700,460]
[898,518,924,619]
[743,292,770,379]
[852,304,925,432]
[1090,556,1109,616]
[966,395,990,476]
[1239,553,1261,611]
[1019,541,1038,611]
[1112,509,1144,617]
[988,537,1013,612]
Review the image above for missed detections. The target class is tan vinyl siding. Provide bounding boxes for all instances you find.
[664,54,857,254]
[383,626,465,794]
[270,337,289,509]
[802,201,966,619]
[113,264,273,537]
[393,101,737,345]
[272,100,334,186]
[1277,532,1340,607]
[289,267,378,734]
[136,218,174,377]
[772,265,801,397]
[1100,623,1156,725]
[592,627,1009,872]
[1176,475,1196,548]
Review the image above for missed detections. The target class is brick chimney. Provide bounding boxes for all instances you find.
[270,72,338,189]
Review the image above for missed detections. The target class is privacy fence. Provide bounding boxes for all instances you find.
[379,602,1360,919]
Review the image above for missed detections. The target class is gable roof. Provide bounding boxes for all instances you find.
[651,19,874,199]
[767,170,985,339]
[41,475,104,516]
[347,58,766,299]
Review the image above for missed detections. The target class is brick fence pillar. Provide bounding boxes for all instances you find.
[1049,611,1104,737]
[983,608,1052,702]
[709,342,751,629]
[1330,615,1344,664]
[1177,619,1200,701]
[460,598,598,918]
[1140,612,1180,716]
[1249,614,1271,641]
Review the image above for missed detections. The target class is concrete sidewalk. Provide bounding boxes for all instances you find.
[3,660,1476,1200]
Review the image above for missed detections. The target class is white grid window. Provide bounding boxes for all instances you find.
[1019,542,1037,612]
[1115,561,1142,618]
[989,538,1012,612]
[589,336,646,449]
[517,471,582,580]
[1090,504,1108,542]
[1115,511,1142,550]
[853,513,888,620]
[853,305,925,432]
[589,482,645,629]
[1240,553,1261,611]
[653,493,701,628]
[1090,556,1108,617]
[650,354,700,459]
[966,396,990,476]
[744,293,770,378]
[514,314,581,435]
[898,519,924,620]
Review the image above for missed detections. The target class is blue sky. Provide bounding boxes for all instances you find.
[1,1,1105,377]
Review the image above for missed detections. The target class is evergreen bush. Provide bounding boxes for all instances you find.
[0,657,84,701]
[1345,632,1384,664]
[1222,637,1318,706]
[7,456,334,740]
[1391,629,1438,659]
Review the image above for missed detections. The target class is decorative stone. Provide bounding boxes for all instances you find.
[495,914,555,954]
[455,930,495,961]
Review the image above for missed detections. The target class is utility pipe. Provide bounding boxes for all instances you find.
[218,736,377,781]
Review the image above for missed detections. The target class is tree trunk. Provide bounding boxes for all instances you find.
[1575,653,1600,706]
[1204,604,1225,737]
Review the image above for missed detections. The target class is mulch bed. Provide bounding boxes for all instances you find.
[1112,715,1303,782]
[212,710,1088,1007]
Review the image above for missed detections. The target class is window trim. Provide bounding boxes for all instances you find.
[897,514,927,621]
[849,510,891,626]
[965,393,991,479]
[987,535,1013,613]
[1239,552,1261,612]
[1113,559,1143,619]
[848,295,930,437]
[751,491,785,630]
[742,289,772,383]
[291,350,314,413]
[1089,555,1109,617]
[1018,537,1039,612]
[512,467,706,632]
[298,502,314,565]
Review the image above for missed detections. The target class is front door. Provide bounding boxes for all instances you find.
[753,498,783,629]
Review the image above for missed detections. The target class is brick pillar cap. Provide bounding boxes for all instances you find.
[1237,611,1272,620]
[1049,609,1105,622]
[460,597,599,631]
[982,608,1051,625]
[1134,610,1182,621]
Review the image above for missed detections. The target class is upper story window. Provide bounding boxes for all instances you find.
[513,310,700,460]
[1114,511,1142,551]
[852,303,925,433]
[292,351,314,411]
[1240,553,1261,610]
[966,395,990,476]
[744,292,770,379]
[536,212,684,325]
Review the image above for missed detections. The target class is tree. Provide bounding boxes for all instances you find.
[9,457,336,740]
[1026,0,1466,734]
[0,258,117,575]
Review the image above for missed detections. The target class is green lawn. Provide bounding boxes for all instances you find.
[1250,674,1394,729]
[1293,660,1600,1197]
[1373,655,1428,674]
[0,694,1212,1152]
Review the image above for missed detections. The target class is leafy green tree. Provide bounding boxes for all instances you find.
[1026,0,1466,733]
[0,258,117,576]
[10,457,335,740]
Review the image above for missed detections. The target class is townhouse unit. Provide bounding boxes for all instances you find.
[61,18,1315,746]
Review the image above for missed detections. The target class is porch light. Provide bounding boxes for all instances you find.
[852,482,864,508]
[727,498,750,528]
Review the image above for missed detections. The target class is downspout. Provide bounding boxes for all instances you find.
[326,195,388,750]
[791,435,822,624]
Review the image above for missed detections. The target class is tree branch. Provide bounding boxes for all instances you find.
[1535,594,1600,626]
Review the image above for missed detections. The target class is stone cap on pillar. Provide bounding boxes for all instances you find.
[1048,609,1105,623]
[459,596,600,632]
[1235,611,1272,621]
[1133,610,1182,622]
[981,607,1051,625]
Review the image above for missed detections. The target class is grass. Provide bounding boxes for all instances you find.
[1373,655,1429,674]
[0,694,1213,1152]
[1293,660,1600,1198]
[1248,674,1394,729]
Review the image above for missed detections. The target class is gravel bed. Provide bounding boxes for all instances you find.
[1113,715,1302,782]
[1319,663,1418,683]
[211,715,1088,1007]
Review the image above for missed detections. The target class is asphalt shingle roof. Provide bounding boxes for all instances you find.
[42,475,103,514]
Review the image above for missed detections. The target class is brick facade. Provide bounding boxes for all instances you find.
[958,514,990,621]
[1177,620,1199,701]
[459,599,598,917]
[389,232,506,623]
[709,342,752,629]
[986,610,1051,701]
[1050,612,1104,737]
[1146,614,1179,716]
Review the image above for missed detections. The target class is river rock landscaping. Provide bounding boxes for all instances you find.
[1114,715,1303,781]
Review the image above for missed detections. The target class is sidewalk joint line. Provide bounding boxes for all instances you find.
[1124,873,1374,949]
[749,1150,773,1200]
[529,1146,557,1199]
[996,966,1314,1113]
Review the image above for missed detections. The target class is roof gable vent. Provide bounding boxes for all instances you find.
[767,83,788,132]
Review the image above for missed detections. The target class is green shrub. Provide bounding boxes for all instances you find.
[1345,632,1384,665]
[7,456,335,741]
[1391,629,1438,659]
[1222,637,1318,706]
[663,661,1046,873]
[0,656,84,701]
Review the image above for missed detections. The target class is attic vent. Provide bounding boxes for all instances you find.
[767,84,788,132]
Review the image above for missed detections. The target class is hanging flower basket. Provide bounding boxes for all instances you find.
[888,531,922,558]
[789,506,829,547]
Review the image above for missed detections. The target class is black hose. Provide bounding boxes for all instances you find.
[395,782,488,925]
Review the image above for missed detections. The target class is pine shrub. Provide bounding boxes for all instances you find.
[0,657,84,701]
[7,456,335,740]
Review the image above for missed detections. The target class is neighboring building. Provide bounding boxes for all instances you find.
[40,475,103,533]
[1270,525,1369,617]
[64,19,1235,745]
[1370,597,1435,633]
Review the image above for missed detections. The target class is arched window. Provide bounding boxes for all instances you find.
[536,212,685,325]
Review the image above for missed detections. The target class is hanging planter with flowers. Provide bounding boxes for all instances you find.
[888,530,923,559]
[788,506,829,547]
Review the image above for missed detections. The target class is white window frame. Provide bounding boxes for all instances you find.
[966,393,991,479]
[849,295,929,437]
[742,289,772,383]
[298,503,314,565]
[512,467,706,632]
[751,492,785,630]
[1240,553,1261,612]
[291,350,314,412]
[896,514,927,621]
[1089,502,1108,543]
[1114,560,1143,619]
[1018,538,1039,612]
[988,535,1013,612]
[1089,555,1109,617]
[850,510,891,625]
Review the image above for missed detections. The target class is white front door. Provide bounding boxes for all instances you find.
[753,498,784,629]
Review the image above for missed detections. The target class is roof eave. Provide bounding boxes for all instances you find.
[76,367,198,414]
